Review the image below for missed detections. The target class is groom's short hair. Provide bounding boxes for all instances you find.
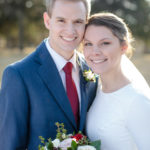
[45,0,91,18]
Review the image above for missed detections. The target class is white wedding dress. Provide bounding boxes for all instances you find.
[86,56,150,150]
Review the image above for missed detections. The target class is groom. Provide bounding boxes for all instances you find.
[0,0,98,149]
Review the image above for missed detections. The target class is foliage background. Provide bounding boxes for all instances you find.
[0,0,150,50]
[0,0,150,85]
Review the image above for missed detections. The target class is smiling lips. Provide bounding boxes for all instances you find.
[91,59,107,64]
[61,36,77,42]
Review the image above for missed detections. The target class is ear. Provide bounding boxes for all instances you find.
[43,12,51,30]
[121,42,128,54]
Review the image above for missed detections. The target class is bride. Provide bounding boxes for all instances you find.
[83,12,150,150]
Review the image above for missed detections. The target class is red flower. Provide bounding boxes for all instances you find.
[71,133,83,141]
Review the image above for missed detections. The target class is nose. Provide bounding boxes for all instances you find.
[93,46,101,55]
[65,23,76,36]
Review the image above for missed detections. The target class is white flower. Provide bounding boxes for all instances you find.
[83,70,96,82]
[77,145,96,150]
[86,71,95,80]
[62,133,66,139]
[52,139,60,148]
[67,134,73,137]
[44,146,48,150]
[59,138,73,150]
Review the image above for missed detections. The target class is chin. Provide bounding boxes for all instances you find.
[63,45,78,52]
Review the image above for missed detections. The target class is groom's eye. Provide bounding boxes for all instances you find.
[58,19,65,23]
[56,17,65,23]
[75,20,84,24]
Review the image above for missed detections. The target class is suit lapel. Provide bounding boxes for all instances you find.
[77,53,89,131]
[77,53,99,131]
[79,70,89,131]
[35,42,77,129]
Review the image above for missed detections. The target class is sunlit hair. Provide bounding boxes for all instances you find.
[45,0,91,19]
[86,12,134,57]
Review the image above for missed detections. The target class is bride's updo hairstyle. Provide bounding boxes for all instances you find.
[86,12,134,57]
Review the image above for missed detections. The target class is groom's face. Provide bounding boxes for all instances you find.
[44,0,87,60]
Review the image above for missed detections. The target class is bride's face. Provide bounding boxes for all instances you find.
[83,25,127,75]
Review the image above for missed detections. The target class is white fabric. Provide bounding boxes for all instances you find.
[45,38,81,104]
[86,83,150,150]
[121,55,150,95]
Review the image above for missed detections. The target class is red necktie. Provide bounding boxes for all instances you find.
[63,62,79,126]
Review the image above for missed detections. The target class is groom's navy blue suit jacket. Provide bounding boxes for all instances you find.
[0,41,98,150]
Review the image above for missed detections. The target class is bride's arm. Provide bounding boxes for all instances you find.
[126,94,150,150]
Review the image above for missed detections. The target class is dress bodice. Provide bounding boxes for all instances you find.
[86,84,150,150]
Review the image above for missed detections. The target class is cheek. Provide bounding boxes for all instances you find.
[108,50,122,66]
[84,50,92,66]
[77,26,85,35]
[50,26,62,37]
[83,49,89,59]
[106,45,120,57]
[50,22,62,31]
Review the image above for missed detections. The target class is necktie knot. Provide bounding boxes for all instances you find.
[63,62,73,74]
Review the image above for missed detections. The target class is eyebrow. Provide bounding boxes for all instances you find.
[56,17,85,22]
[75,18,85,22]
[84,37,112,41]
[56,17,64,20]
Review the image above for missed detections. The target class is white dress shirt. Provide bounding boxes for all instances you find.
[45,38,81,108]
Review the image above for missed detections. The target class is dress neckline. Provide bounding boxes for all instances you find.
[99,83,132,96]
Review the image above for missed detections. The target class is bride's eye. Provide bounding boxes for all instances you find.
[102,42,110,45]
[84,42,92,47]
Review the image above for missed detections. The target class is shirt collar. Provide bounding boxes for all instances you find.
[45,38,77,72]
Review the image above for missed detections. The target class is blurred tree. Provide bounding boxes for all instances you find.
[0,0,46,50]
[0,0,150,52]
[91,0,150,53]
[0,0,26,50]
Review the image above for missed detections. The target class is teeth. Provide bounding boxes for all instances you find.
[93,59,106,63]
[62,37,76,41]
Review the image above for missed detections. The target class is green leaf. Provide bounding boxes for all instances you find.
[90,140,101,150]
[39,136,45,144]
[38,145,45,150]
[47,141,53,150]
[71,140,78,150]
[67,147,72,150]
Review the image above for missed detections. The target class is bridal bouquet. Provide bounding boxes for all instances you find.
[39,122,101,150]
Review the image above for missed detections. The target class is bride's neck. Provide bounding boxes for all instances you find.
[100,69,131,93]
